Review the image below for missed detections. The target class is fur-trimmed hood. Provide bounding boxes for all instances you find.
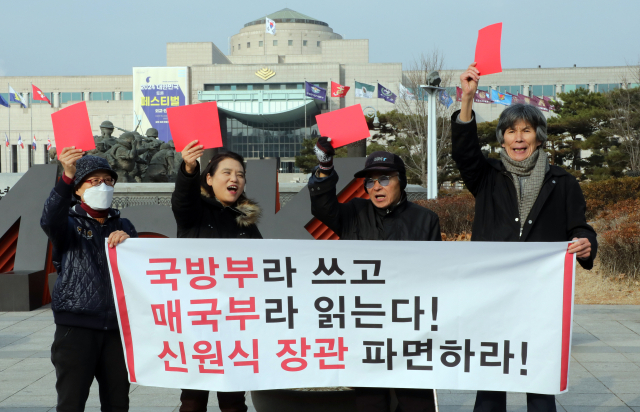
[200,187,261,227]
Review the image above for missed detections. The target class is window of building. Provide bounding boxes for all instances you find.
[595,83,621,93]
[303,40,307,46]
[11,145,17,172]
[91,92,113,101]
[233,46,235,51]
[31,92,52,104]
[247,85,253,90]
[247,42,250,48]
[531,85,555,97]
[259,41,263,47]
[630,83,640,89]
[562,84,588,93]
[288,40,293,46]
[60,92,83,103]
[238,44,241,50]
[273,40,278,46]
[317,41,321,47]
[497,85,522,95]
[230,85,237,91]
[121,91,133,100]
[27,145,32,169]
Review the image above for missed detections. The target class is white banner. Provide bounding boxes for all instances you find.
[107,239,575,394]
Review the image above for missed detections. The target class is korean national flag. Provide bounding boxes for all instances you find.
[266,17,276,35]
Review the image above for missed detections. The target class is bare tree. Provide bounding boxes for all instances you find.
[609,61,640,172]
[394,49,460,187]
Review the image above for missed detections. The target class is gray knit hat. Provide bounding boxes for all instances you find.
[74,155,118,187]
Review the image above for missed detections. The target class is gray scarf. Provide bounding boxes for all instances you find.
[500,147,549,232]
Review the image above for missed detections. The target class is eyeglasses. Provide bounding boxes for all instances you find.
[364,174,397,189]
[85,177,115,187]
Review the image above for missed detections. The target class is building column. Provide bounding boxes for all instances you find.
[588,84,595,93]
[53,92,60,108]
[556,85,562,96]
[522,85,530,96]
[84,91,91,101]
[114,91,121,100]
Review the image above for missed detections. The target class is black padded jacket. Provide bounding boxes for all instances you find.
[40,178,137,330]
[171,162,263,240]
[308,166,442,241]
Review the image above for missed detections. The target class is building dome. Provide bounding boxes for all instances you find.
[230,8,342,57]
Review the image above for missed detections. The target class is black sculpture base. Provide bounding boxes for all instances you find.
[0,270,46,311]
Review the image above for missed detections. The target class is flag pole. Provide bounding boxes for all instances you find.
[329,78,331,112]
[304,80,307,140]
[376,80,379,115]
[30,85,33,168]
[7,83,10,173]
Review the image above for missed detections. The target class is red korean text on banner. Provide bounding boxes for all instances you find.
[315,104,370,148]
[51,102,95,158]
[474,23,503,76]
[167,101,223,152]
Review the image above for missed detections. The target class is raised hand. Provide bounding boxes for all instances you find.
[182,140,205,174]
[460,62,480,98]
[459,63,480,122]
[58,147,85,180]
[315,136,335,171]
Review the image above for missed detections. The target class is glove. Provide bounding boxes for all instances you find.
[314,136,335,171]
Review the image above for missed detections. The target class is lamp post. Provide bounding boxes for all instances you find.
[420,71,444,200]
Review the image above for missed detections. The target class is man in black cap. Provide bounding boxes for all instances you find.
[308,137,441,412]
[41,147,138,412]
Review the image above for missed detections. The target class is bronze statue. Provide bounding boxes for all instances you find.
[105,132,143,182]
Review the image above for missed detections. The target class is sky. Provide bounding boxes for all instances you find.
[1,0,639,77]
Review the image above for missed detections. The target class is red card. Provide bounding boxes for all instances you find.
[51,101,95,158]
[474,23,503,76]
[315,104,370,148]
[167,101,223,152]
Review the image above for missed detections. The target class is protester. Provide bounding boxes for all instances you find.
[453,63,597,412]
[41,149,137,411]
[172,141,262,412]
[309,137,441,412]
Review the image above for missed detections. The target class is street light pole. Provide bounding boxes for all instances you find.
[419,85,444,200]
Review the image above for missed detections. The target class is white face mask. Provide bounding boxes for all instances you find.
[83,183,114,210]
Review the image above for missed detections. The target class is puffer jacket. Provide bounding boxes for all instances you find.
[40,178,138,330]
[308,166,442,241]
[451,110,597,269]
[171,162,262,239]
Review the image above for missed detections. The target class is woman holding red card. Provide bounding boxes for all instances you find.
[453,63,596,412]
[172,140,262,412]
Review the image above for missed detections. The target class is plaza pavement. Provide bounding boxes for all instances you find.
[0,305,638,412]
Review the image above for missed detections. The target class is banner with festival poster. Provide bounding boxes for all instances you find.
[133,67,190,142]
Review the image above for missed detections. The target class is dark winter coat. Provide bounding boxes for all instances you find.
[171,162,262,240]
[451,110,597,269]
[308,166,442,241]
[40,178,138,330]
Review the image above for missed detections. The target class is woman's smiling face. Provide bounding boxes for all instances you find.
[206,158,246,206]
[502,119,541,161]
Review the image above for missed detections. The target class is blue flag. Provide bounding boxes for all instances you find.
[305,81,326,101]
[9,86,27,108]
[0,94,8,108]
[491,89,513,106]
[438,90,453,108]
[377,83,396,103]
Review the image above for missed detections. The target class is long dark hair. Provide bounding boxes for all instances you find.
[200,151,248,202]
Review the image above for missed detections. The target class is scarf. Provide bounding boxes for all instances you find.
[500,147,549,231]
